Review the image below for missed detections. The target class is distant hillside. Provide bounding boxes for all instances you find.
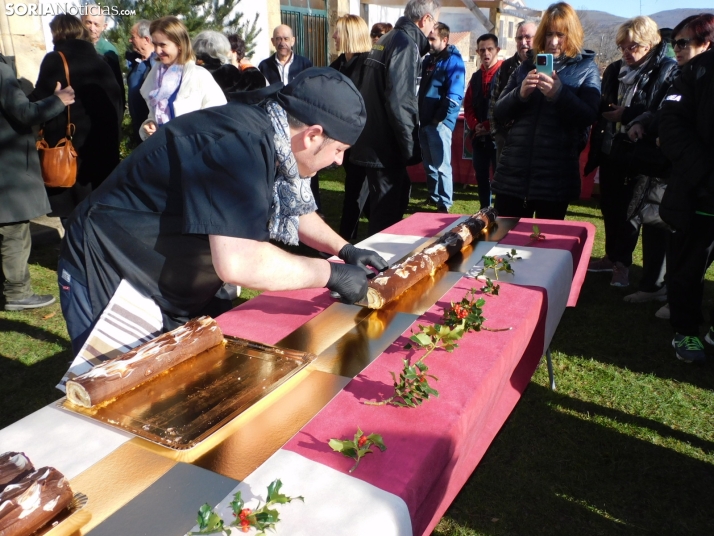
[577,10,626,28]
[648,8,712,29]
[578,8,711,30]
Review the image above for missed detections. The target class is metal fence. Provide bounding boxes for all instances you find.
[281,8,329,67]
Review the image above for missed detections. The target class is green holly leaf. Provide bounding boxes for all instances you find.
[196,504,225,533]
[367,433,387,451]
[230,492,244,516]
[533,224,540,236]
[410,332,433,347]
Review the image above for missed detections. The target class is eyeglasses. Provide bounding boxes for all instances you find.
[670,38,692,49]
[618,43,642,53]
[516,35,534,42]
[272,36,292,42]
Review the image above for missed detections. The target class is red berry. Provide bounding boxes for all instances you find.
[358,435,368,447]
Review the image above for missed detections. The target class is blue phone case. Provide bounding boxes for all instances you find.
[536,53,554,76]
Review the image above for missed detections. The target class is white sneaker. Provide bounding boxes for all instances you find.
[655,303,670,319]
[624,286,667,303]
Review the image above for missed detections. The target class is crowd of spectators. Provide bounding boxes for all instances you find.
[1,1,713,362]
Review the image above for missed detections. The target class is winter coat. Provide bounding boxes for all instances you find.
[492,50,601,203]
[418,44,465,131]
[488,51,523,137]
[197,55,243,96]
[660,49,714,231]
[0,54,64,223]
[329,52,369,87]
[258,53,312,85]
[29,38,123,216]
[350,16,430,168]
[586,41,677,176]
[140,60,227,140]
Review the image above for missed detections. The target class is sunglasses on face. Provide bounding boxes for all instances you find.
[617,43,642,53]
[670,38,692,49]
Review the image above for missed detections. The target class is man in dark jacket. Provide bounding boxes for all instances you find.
[659,49,714,363]
[350,0,441,234]
[0,54,74,310]
[488,21,537,161]
[82,8,125,108]
[464,33,501,207]
[126,20,157,144]
[259,25,313,85]
[57,69,388,353]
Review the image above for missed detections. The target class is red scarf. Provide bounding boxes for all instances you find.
[481,59,503,95]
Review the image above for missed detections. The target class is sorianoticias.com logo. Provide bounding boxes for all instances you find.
[5,3,136,16]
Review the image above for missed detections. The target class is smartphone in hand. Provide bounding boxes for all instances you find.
[536,53,554,76]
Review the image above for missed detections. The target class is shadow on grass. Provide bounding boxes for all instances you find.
[28,241,61,273]
[552,268,714,391]
[439,384,714,536]
[0,319,71,429]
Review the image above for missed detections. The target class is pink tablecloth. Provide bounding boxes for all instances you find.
[283,280,547,536]
[215,214,594,535]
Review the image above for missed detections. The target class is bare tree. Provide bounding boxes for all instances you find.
[578,10,622,72]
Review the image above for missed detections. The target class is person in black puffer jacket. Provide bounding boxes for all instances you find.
[492,2,600,221]
[585,17,677,290]
[659,22,714,363]
[330,14,373,240]
[350,0,441,235]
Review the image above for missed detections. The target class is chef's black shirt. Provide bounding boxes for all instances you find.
[60,101,276,330]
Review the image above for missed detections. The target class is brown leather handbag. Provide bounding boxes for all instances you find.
[36,51,77,188]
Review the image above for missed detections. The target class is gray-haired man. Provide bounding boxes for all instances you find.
[350,0,441,234]
[127,20,156,142]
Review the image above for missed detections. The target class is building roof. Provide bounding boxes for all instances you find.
[449,31,471,46]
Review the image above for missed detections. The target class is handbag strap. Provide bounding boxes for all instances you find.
[57,51,73,139]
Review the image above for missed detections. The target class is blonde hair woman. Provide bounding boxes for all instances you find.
[491,2,600,220]
[330,14,372,240]
[585,15,676,290]
[140,16,226,139]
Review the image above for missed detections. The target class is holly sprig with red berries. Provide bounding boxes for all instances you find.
[190,479,303,535]
[328,428,386,473]
[475,249,521,279]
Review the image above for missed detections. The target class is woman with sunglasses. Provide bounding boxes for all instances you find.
[586,16,676,293]
[656,15,714,362]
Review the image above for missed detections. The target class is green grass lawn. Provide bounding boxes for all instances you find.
[1,168,713,535]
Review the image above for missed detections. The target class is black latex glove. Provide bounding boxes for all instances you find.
[338,244,389,276]
[326,263,369,304]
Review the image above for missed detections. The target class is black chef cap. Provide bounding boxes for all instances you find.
[276,67,366,145]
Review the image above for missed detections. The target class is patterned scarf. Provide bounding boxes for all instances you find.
[148,63,183,125]
[262,100,317,245]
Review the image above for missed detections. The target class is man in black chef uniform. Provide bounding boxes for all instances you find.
[57,68,388,353]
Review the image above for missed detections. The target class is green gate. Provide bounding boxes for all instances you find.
[280,1,329,67]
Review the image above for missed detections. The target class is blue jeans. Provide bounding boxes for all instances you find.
[419,123,453,209]
[58,258,96,355]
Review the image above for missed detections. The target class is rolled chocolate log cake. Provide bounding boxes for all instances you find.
[0,453,33,493]
[360,207,497,309]
[66,316,224,408]
[0,467,73,536]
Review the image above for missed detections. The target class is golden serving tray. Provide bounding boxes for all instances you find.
[39,492,90,536]
[59,338,315,450]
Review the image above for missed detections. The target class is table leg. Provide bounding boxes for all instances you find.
[545,347,556,391]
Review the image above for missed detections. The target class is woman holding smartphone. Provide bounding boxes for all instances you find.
[492,2,600,220]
